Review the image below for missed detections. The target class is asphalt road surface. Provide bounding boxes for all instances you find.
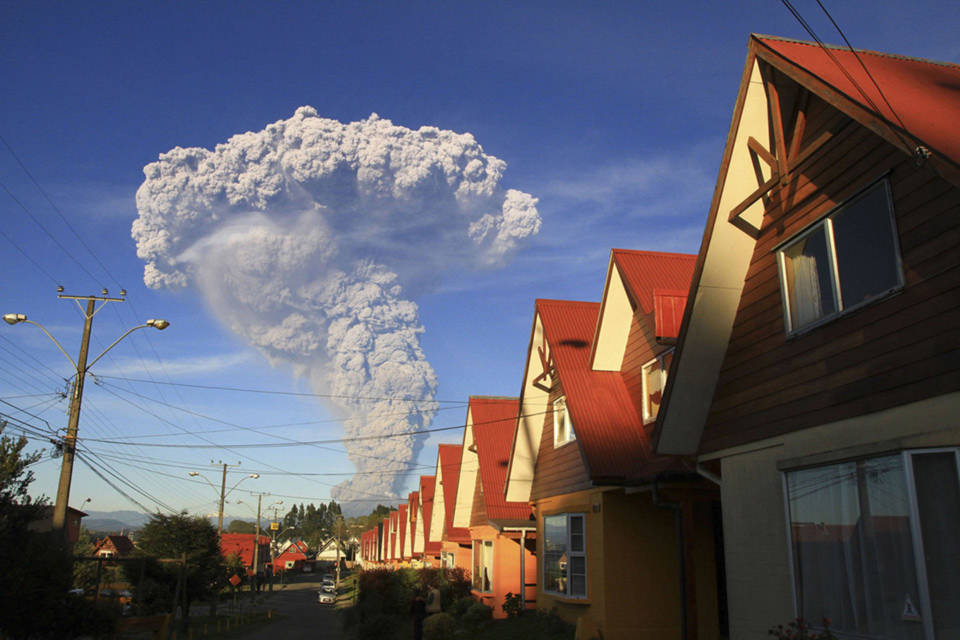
[230,575,346,640]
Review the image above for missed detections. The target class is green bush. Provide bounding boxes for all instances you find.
[423,612,457,640]
[356,613,402,640]
[448,596,475,618]
[461,601,493,630]
[501,592,522,618]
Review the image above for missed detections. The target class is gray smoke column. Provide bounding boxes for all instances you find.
[132,107,540,512]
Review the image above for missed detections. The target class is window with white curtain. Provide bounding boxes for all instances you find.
[777,179,902,334]
[641,349,674,424]
[543,513,586,597]
[472,540,493,592]
[553,396,575,446]
[784,450,960,640]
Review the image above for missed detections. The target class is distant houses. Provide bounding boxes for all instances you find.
[358,33,960,640]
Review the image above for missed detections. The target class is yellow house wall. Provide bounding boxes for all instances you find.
[705,391,960,640]
[536,487,712,640]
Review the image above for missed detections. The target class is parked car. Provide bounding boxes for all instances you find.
[317,590,335,605]
[321,583,336,593]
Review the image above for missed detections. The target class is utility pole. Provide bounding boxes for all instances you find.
[3,290,169,537]
[218,462,228,535]
[252,493,262,596]
[54,298,95,533]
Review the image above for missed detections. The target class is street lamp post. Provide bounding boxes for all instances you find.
[189,465,258,535]
[3,290,169,537]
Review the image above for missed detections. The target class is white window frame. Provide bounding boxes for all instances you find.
[552,396,576,447]
[775,177,904,336]
[641,348,674,424]
[471,539,494,593]
[542,513,587,599]
[782,447,960,640]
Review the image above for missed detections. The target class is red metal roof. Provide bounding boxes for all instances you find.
[219,533,271,567]
[538,299,687,481]
[469,396,533,523]
[653,289,689,339]
[418,475,437,550]
[438,443,471,543]
[612,250,696,316]
[755,35,960,167]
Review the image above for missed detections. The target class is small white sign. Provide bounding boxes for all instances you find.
[902,594,921,622]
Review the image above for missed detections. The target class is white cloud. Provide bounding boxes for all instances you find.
[132,107,540,512]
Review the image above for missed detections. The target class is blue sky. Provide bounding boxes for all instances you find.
[2,1,957,519]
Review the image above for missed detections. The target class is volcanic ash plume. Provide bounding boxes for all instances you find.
[132,107,540,512]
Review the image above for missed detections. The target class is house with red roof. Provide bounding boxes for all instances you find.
[653,35,960,639]
[434,443,472,570]
[414,475,441,566]
[220,533,271,575]
[402,491,418,562]
[453,396,536,618]
[396,504,409,565]
[93,534,135,558]
[503,251,724,640]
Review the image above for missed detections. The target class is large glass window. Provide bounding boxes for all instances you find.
[777,180,902,334]
[785,450,960,639]
[472,540,493,592]
[543,513,586,598]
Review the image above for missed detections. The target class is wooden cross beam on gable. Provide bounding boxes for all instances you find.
[531,332,555,393]
[728,66,844,236]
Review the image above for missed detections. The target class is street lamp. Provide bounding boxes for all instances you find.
[188,466,258,534]
[3,292,169,536]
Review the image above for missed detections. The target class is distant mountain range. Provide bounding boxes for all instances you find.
[82,510,254,533]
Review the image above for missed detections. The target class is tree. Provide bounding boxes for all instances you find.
[0,426,113,638]
[227,519,256,534]
[133,512,223,629]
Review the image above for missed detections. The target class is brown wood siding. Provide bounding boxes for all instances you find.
[701,93,960,453]
[530,382,592,501]
[622,309,674,420]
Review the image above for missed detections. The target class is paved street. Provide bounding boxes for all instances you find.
[229,575,348,640]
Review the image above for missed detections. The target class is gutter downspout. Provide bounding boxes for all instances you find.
[652,477,688,640]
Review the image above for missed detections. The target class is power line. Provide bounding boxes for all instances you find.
[0,133,121,288]
[0,178,102,286]
[93,374,467,404]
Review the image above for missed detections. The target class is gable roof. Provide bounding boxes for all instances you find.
[438,443,471,544]
[612,250,697,316]
[539,299,686,482]
[219,533,270,565]
[755,35,960,170]
[468,397,532,526]
[418,475,441,555]
[94,534,135,555]
[655,34,960,456]
[398,504,408,559]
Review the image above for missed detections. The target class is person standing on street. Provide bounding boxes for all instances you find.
[410,592,427,640]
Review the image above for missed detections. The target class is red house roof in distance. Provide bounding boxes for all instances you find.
[95,534,135,555]
[612,250,696,316]
[538,299,687,481]
[469,397,533,523]
[419,475,441,554]
[438,444,471,544]
[220,533,270,566]
[755,35,960,167]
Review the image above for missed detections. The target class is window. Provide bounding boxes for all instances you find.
[641,349,674,423]
[472,540,493,592]
[777,179,903,334]
[784,450,960,639]
[543,513,586,598]
[553,396,575,446]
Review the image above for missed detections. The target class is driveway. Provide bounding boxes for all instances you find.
[229,575,348,640]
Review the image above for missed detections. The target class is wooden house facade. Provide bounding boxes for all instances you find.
[654,35,960,640]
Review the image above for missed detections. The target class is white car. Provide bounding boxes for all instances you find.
[317,590,335,605]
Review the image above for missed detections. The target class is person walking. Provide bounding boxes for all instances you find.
[425,585,441,615]
[410,592,427,640]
